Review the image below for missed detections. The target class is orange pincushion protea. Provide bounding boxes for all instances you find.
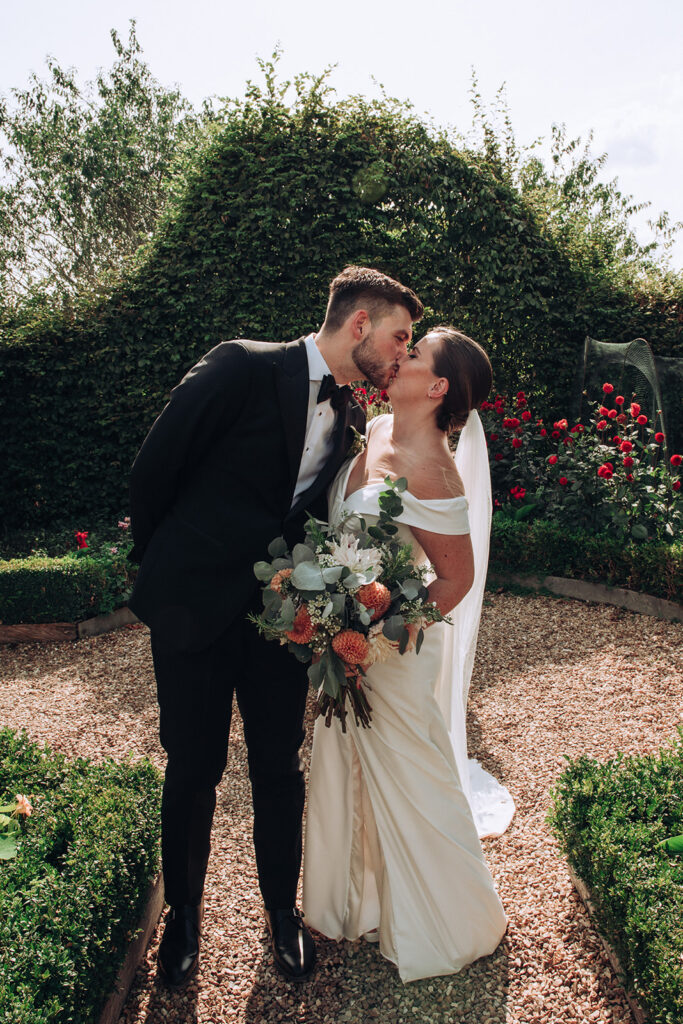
[332,629,370,665]
[357,581,391,621]
[285,605,315,645]
[270,567,293,593]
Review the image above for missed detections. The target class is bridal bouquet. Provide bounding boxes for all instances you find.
[250,478,450,730]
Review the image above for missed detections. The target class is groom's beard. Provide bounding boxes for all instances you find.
[352,332,394,388]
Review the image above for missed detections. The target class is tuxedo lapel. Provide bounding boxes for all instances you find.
[287,397,364,520]
[275,337,310,490]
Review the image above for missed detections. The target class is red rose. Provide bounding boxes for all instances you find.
[480,401,491,410]
[75,530,89,549]
[521,410,532,422]
[554,419,568,430]
[517,397,527,408]
[654,432,665,443]
[559,477,568,486]
[596,419,607,430]
[602,383,614,394]
[607,409,617,419]
[494,453,503,461]
[616,413,627,425]
[597,464,613,480]
[380,390,389,402]
[620,440,633,453]
[490,433,499,441]
[615,395,624,405]
[636,414,647,425]
[630,403,641,417]
[516,391,526,400]
[552,430,561,439]
[674,480,681,491]
[623,456,634,468]
[540,428,547,437]
[612,436,620,444]
[626,473,634,482]
[670,454,682,467]
[509,417,520,428]
[570,423,584,433]
[599,406,610,417]
[548,455,558,465]
[606,462,614,472]
[563,438,572,446]
[511,437,523,449]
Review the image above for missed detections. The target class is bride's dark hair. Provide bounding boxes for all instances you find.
[428,327,492,433]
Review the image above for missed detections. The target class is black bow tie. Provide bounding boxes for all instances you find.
[317,374,352,411]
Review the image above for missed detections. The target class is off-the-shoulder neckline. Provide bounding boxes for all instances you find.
[341,448,467,505]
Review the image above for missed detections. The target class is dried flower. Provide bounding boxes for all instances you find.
[286,605,315,645]
[332,630,370,664]
[357,581,391,621]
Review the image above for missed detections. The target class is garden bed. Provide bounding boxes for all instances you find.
[548,739,683,1024]
[0,728,162,1024]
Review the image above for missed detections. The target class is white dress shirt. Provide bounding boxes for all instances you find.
[291,334,338,506]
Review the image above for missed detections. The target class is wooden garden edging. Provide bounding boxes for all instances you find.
[487,571,682,623]
[567,866,649,1024]
[98,872,165,1024]
[0,606,139,644]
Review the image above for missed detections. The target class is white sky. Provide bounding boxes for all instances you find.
[3,0,683,268]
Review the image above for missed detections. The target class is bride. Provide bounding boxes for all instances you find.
[302,326,513,983]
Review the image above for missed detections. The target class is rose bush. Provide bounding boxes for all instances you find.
[480,387,681,542]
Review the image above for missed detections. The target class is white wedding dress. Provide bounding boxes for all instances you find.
[302,414,512,983]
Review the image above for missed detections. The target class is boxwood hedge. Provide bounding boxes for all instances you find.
[0,728,161,1024]
[548,736,683,1024]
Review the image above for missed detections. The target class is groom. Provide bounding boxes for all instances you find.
[128,266,423,986]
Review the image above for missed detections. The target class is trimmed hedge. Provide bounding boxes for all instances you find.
[0,553,132,625]
[0,728,161,1024]
[490,518,683,601]
[1,76,681,531]
[548,737,683,1024]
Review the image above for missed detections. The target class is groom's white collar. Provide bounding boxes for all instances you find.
[304,333,333,384]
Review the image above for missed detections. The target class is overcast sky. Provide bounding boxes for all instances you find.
[3,0,683,268]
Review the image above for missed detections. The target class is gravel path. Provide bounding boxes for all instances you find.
[1,591,681,1024]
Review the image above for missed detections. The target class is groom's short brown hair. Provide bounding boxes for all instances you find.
[323,266,423,331]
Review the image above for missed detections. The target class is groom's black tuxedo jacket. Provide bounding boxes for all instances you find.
[128,337,365,653]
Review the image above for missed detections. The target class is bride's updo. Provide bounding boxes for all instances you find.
[428,326,492,433]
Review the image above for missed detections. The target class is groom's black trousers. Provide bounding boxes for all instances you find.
[151,599,309,910]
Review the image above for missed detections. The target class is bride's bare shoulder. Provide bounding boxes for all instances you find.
[407,456,465,500]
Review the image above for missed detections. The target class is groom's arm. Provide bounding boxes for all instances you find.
[128,341,252,562]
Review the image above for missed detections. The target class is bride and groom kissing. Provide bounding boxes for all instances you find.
[128,265,514,989]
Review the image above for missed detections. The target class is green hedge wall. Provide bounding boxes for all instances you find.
[0,728,161,1024]
[0,553,133,624]
[548,738,683,1024]
[1,83,681,530]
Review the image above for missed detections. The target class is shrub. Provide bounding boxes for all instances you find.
[0,728,161,1024]
[548,736,683,1024]
[489,518,682,601]
[482,384,682,543]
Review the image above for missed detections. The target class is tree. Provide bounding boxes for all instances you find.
[0,21,203,306]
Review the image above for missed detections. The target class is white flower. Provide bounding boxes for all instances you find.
[327,532,382,576]
[364,622,396,665]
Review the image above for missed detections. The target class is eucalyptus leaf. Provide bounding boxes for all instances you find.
[400,580,420,600]
[307,659,323,688]
[292,543,316,566]
[398,628,410,654]
[280,597,296,628]
[267,536,289,558]
[359,610,371,626]
[322,565,343,584]
[415,627,425,654]
[383,615,406,641]
[331,593,346,614]
[254,561,275,582]
[288,642,312,663]
[291,562,325,591]
[322,601,334,619]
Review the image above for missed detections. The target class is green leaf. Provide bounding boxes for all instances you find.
[0,833,17,860]
[291,562,325,591]
[321,565,343,584]
[267,536,289,558]
[658,834,683,853]
[382,615,405,641]
[292,543,316,566]
[254,560,275,582]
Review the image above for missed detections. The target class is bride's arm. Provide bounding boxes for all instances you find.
[409,527,475,618]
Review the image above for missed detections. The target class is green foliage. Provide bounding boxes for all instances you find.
[1,53,681,531]
[481,389,682,543]
[0,548,133,624]
[489,517,683,601]
[548,737,683,1024]
[0,21,202,304]
[0,728,161,1023]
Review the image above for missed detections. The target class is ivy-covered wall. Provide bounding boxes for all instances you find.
[1,88,681,531]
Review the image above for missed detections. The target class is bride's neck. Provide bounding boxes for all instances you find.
[389,406,448,454]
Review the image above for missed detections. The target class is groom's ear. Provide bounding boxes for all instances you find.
[350,309,371,340]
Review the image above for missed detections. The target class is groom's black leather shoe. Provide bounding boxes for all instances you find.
[264,907,316,982]
[158,902,202,988]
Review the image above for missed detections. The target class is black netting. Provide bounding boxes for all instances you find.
[580,337,683,450]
